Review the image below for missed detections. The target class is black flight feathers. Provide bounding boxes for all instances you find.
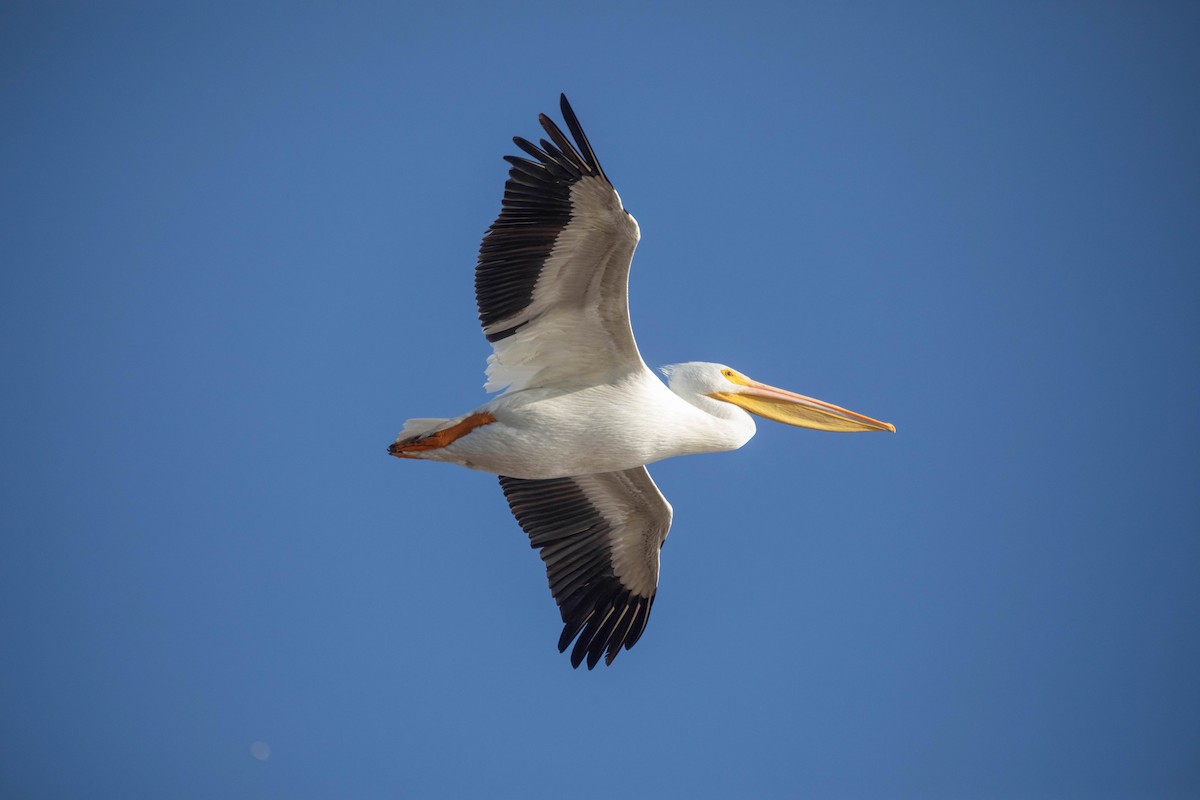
[474,95,612,341]
[499,474,654,670]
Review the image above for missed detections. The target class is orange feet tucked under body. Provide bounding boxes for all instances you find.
[388,412,497,457]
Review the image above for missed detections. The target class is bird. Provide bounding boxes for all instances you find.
[389,94,894,669]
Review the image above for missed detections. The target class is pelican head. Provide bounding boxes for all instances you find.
[662,362,895,433]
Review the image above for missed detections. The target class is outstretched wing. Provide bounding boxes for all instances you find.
[498,467,672,669]
[476,94,644,394]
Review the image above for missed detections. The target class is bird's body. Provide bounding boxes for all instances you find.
[397,365,755,479]
[390,96,893,668]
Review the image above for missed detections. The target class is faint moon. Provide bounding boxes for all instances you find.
[250,741,271,761]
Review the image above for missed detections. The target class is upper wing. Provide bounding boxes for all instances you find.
[498,466,672,669]
[476,94,644,394]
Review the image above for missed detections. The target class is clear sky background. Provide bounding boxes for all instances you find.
[3,2,1198,798]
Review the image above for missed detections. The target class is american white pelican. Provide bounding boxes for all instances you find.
[390,95,894,669]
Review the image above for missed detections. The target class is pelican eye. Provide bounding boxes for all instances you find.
[719,368,753,387]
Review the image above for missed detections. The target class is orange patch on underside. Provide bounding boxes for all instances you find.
[388,412,497,457]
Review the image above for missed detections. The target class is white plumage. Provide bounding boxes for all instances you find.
[389,95,893,668]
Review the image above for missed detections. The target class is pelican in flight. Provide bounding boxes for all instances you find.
[390,95,894,669]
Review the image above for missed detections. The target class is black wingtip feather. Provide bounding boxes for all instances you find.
[558,94,608,183]
[604,601,640,665]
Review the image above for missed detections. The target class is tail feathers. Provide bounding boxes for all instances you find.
[396,417,451,441]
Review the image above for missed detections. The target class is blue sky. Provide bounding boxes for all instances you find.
[2,2,1198,798]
